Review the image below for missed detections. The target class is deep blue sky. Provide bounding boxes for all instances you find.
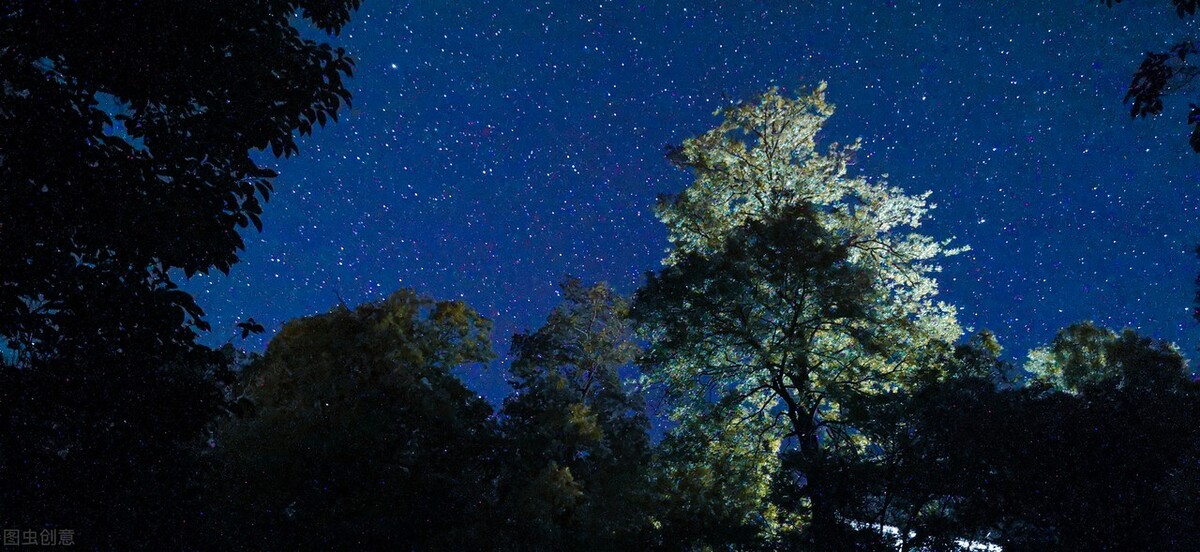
[188,0,1200,400]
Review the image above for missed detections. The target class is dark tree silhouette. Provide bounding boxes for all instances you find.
[495,278,655,550]
[0,1,359,547]
[1103,0,1200,151]
[832,326,1200,550]
[0,0,357,363]
[206,291,498,551]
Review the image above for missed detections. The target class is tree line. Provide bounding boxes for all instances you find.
[2,1,1199,549]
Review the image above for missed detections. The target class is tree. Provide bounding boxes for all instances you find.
[1103,0,1200,151]
[1025,320,1190,393]
[650,409,791,551]
[495,278,655,550]
[205,290,498,550]
[836,326,1200,550]
[0,344,230,549]
[635,84,964,546]
[0,4,360,546]
[819,333,1018,551]
[0,0,358,363]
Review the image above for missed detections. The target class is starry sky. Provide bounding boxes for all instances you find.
[188,0,1200,400]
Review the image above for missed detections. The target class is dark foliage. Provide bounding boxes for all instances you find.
[0,0,357,362]
[650,411,781,552]
[0,1,359,547]
[831,331,1200,551]
[494,278,655,550]
[204,291,499,551]
[1104,1,1200,151]
[0,351,231,548]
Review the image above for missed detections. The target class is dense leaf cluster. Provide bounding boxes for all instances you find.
[0,1,359,546]
[206,291,498,550]
[0,0,356,364]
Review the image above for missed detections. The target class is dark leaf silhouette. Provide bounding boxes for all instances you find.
[236,318,266,340]
[0,1,361,547]
[1107,1,1200,151]
[1126,52,1172,118]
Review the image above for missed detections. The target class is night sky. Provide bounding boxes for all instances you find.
[187,1,1200,401]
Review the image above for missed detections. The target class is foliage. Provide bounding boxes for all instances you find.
[636,84,964,545]
[820,335,1021,551]
[1102,0,1200,151]
[495,278,655,550]
[650,410,789,551]
[834,326,1200,550]
[0,0,358,364]
[0,351,229,548]
[1025,321,1190,393]
[206,290,498,550]
[0,4,360,547]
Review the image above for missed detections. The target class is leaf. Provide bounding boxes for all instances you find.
[237,318,266,339]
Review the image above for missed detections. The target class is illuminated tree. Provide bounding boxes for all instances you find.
[635,84,964,544]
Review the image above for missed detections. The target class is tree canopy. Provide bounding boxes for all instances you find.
[636,84,964,545]
[0,3,360,546]
[208,290,497,550]
[495,278,654,550]
[0,0,358,364]
[836,325,1200,550]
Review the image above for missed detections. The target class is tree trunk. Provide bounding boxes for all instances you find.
[795,411,841,548]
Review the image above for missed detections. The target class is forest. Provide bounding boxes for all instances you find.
[3,1,1200,550]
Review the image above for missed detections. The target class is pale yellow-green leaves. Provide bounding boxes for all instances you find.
[658,83,963,375]
[652,83,964,406]
[639,83,969,537]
